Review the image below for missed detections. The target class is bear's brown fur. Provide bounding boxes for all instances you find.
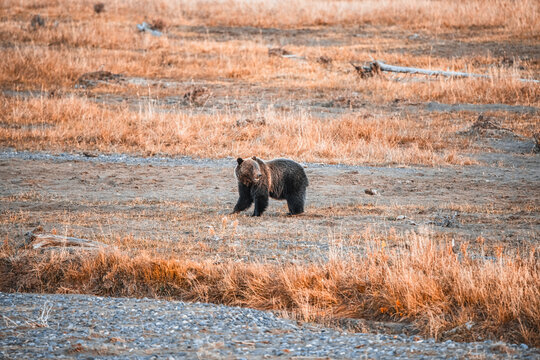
[233,156,308,216]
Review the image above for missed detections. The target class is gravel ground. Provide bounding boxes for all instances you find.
[1,292,537,359]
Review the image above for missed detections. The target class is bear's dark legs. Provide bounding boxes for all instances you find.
[286,190,305,215]
[233,183,253,213]
[252,194,269,216]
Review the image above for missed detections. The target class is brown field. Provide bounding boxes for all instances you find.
[1,0,539,347]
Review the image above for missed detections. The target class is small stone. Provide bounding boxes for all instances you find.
[364,189,379,196]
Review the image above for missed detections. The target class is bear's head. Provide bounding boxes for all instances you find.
[235,156,263,186]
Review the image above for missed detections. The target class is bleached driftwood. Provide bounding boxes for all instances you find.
[136,22,162,37]
[282,54,307,61]
[351,61,539,83]
[24,232,110,251]
[268,48,306,61]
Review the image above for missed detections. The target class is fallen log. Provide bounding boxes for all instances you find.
[24,231,110,251]
[268,48,307,61]
[282,54,307,61]
[136,22,162,37]
[351,61,539,83]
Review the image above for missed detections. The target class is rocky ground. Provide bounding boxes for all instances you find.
[1,292,538,359]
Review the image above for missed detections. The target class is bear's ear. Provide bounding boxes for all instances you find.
[237,158,243,165]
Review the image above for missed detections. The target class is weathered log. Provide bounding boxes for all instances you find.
[282,54,307,61]
[136,22,162,37]
[351,61,539,83]
[24,232,109,251]
[378,61,489,79]
[268,48,307,61]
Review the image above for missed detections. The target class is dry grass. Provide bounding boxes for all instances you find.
[2,0,538,36]
[1,34,538,105]
[1,232,538,346]
[1,0,539,99]
[1,0,538,165]
[0,95,480,165]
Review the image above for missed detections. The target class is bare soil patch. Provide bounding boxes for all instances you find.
[1,150,538,264]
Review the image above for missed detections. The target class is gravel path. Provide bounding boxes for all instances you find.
[1,292,537,359]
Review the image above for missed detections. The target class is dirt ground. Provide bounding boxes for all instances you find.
[1,136,538,263]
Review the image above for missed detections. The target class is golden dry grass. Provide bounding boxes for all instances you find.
[2,0,539,35]
[1,0,538,166]
[2,0,539,96]
[1,95,482,165]
[1,33,538,105]
[1,233,538,346]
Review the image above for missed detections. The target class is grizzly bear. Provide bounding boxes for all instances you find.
[233,157,308,216]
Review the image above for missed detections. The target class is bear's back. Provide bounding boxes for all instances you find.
[266,158,308,198]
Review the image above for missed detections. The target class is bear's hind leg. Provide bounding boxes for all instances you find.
[286,192,305,215]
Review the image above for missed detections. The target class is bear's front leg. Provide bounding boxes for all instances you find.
[232,183,253,213]
[252,192,269,217]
